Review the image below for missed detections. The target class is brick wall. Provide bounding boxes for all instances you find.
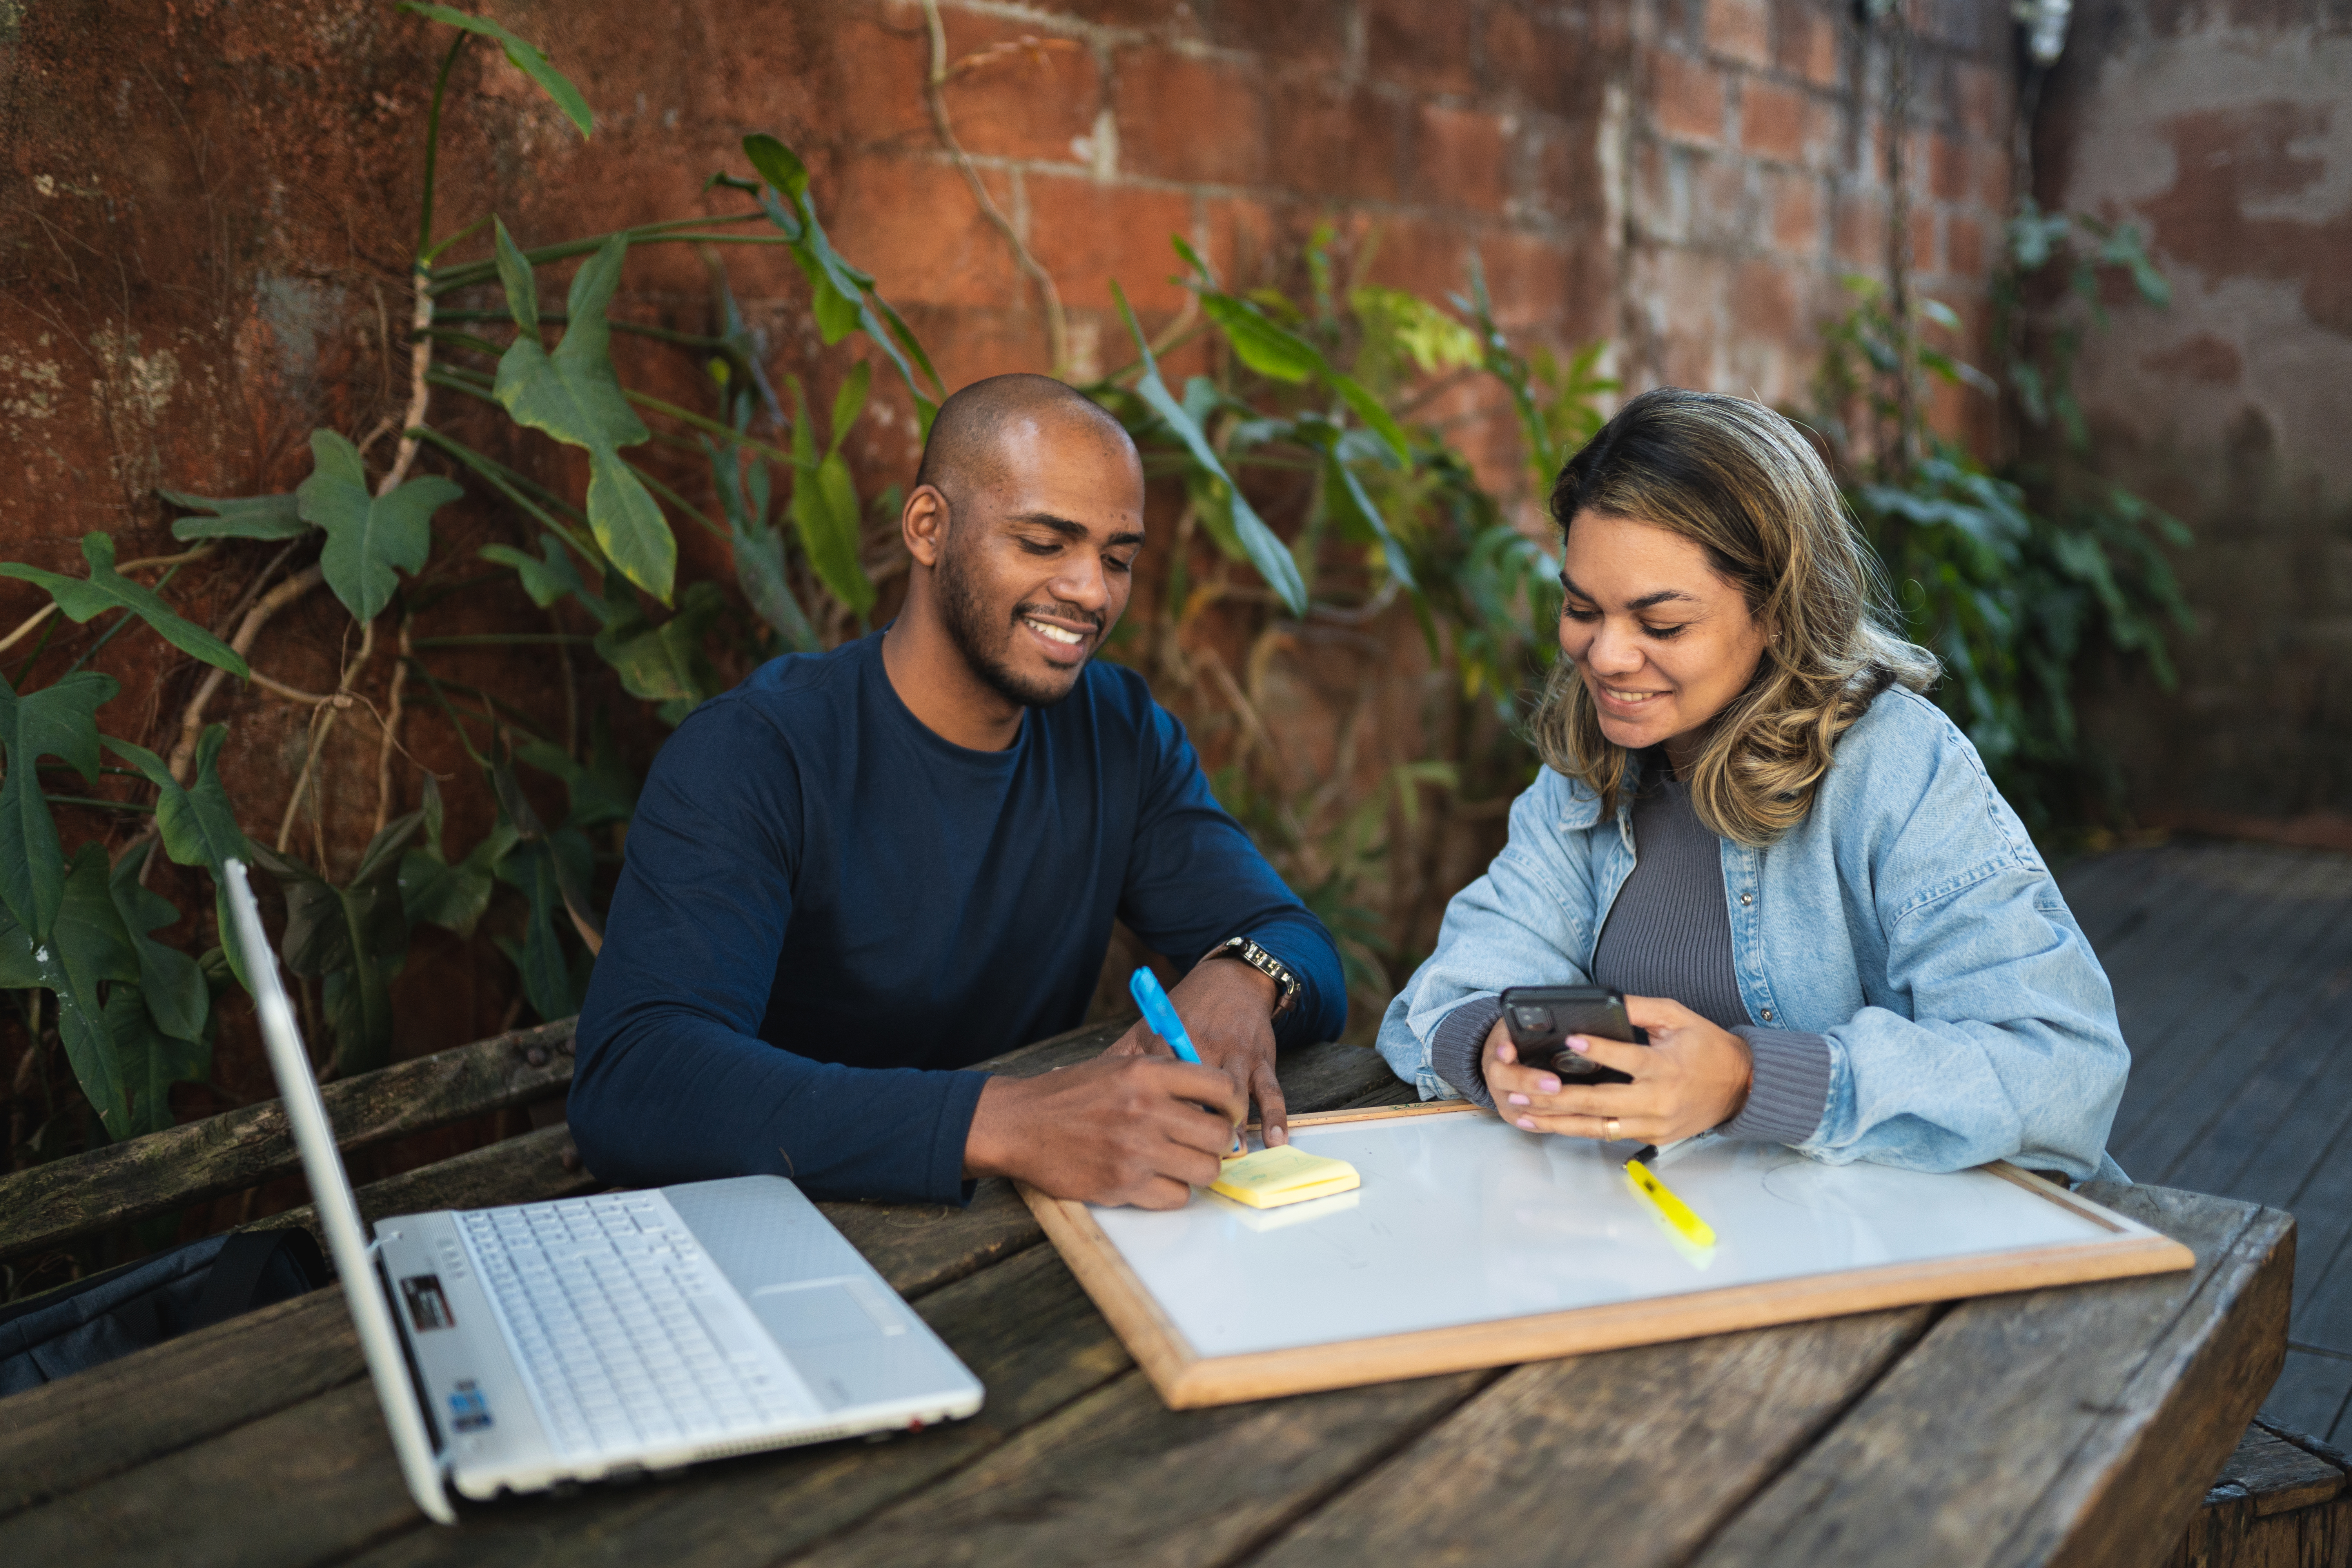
[0,0,2028,1069]
[2041,0,2352,836]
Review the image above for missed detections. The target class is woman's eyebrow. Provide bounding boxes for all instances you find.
[1560,571,1699,612]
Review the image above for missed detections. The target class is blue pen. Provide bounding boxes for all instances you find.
[1129,967,1245,1154]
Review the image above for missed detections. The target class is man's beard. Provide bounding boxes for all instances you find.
[935,536,1102,710]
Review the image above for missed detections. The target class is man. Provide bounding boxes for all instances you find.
[570,374,1345,1209]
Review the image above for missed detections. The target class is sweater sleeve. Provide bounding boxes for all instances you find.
[1115,695,1346,1046]
[568,701,988,1205]
[1722,1027,1835,1143]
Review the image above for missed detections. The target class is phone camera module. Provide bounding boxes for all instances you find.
[1510,1005,1552,1033]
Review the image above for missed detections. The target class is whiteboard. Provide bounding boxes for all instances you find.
[1022,1104,2192,1408]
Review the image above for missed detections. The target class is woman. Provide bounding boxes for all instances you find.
[1377,388,2129,1181]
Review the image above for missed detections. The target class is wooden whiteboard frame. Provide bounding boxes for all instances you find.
[1018,1102,2196,1410]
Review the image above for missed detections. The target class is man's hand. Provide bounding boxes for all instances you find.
[1103,958,1289,1144]
[964,1055,1247,1208]
[1480,995,1753,1146]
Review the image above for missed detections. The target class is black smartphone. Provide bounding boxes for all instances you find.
[1497,985,1648,1085]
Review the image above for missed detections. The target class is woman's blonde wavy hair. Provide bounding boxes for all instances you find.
[1527,387,1939,847]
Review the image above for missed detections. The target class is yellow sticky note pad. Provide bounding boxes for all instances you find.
[1209,1145,1361,1210]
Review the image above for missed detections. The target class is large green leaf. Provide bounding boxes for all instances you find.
[158,489,309,542]
[45,844,140,1140]
[1200,294,1319,383]
[492,227,677,603]
[495,833,593,1023]
[250,810,421,1076]
[0,669,118,940]
[1111,281,1307,615]
[592,581,723,713]
[785,376,875,615]
[709,441,818,652]
[105,726,256,989]
[397,4,593,138]
[0,534,248,679]
[398,775,516,940]
[744,134,940,434]
[109,840,209,1045]
[295,429,463,622]
[515,731,636,831]
[480,533,593,613]
[105,983,210,1138]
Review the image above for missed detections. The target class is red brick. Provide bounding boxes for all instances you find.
[1114,49,1269,188]
[1929,133,1970,201]
[820,10,930,151]
[1532,128,1605,223]
[1269,84,1411,205]
[1767,168,1823,256]
[1365,0,1477,97]
[1953,62,2000,138]
[1193,5,1352,71]
[936,18,1102,164]
[824,155,1024,310]
[1357,212,1473,309]
[1482,5,1597,118]
[1729,258,1801,343]
[1651,50,1726,147]
[1740,79,1808,163]
[1945,211,1987,278]
[1778,3,1843,89]
[1910,206,1939,274]
[1024,174,1194,314]
[1690,151,1753,247]
[1834,192,1887,269]
[1201,197,1298,291]
[1478,230,1583,329]
[1976,145,2012,212]
[1412,103,1510,214]
[1705,0,1773,70]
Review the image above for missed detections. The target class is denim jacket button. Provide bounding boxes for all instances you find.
[1762,1009,1774,1021]
[1740,892,1753,906]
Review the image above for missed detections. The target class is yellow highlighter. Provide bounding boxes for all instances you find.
[1624,1154,1717,1249]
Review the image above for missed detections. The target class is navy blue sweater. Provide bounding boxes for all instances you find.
[569,633,1345,1205]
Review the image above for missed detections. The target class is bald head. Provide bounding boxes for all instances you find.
[913,373,1136,514]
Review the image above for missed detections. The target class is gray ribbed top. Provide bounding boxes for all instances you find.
[1426,761,1835,1146]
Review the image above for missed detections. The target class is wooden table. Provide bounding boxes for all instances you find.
[0,1027,2294,1568]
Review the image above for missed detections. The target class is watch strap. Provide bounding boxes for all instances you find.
[1205,936,1302,1021]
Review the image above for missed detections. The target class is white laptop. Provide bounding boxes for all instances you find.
[221,859,984,1524]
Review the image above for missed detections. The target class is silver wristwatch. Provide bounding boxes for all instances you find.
[1203,936,1302,1021]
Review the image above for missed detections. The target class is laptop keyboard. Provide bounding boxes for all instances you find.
[458,1194,808,1456]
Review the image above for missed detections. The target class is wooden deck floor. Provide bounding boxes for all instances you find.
[2061,840,2352,1443]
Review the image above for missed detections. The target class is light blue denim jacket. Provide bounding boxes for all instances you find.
[1377,686,2131,1183]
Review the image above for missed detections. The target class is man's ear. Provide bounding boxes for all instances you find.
[902,483,949,569]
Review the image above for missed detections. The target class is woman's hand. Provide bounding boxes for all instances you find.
[1481,995,1755,1145]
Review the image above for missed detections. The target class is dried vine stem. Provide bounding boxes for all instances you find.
[165,563,324,783]
[918,0,1071,380]
[276,615,376,857]
[378,269,436,496]
[372,616,413,835]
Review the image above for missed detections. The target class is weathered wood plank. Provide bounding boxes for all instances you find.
[0,1377,421,1568]
[2167,1418,2352,1568]
[1248,1308,1934,1568]
[2161,983,2352,1199]
[2116,904,2352,1182]
[0,1029,1405,1541]
[348,1242,1135,1568]
[0,1018,579,1263]
[241,1121,597,1246]
[783,1365,1494,1568]
[2254,1349,2352,1445]
[0,1287,358,1520]
[1690,1185,2294,1568]
[2110,854,2352,1152]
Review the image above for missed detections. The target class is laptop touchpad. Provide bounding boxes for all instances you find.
[749,1278,895,1348]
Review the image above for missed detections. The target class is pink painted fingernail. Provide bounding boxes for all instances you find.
[1507,1093,1530,1106]
[1535,1076,1559,1094]
[1516,1117,1537,1130]
[1566,1036,1592,1055]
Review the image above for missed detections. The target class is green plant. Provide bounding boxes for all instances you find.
[1087,228,1613,1013]
[0,10,935,1176]
[1804,210,2190,832]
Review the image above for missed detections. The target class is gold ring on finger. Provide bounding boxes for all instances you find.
[1604,1117,1621,1140]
